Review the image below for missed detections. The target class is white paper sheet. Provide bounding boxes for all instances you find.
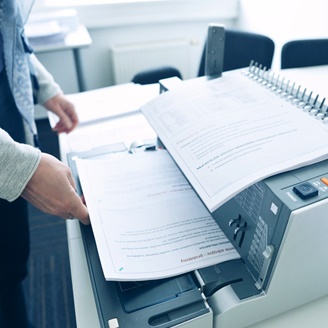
[76,150,239,281]
[141,70,328,211]
[48,83,159,128]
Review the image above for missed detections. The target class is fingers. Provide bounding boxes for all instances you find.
[63,167,90,225]
[66,168,76,190]
[44,94,79,134]
[57,102,79,133]
[53,119,72,134]
[66,193,90,225]
[66,209,90,225]
[53,110,77,134]
[22,153,90,225]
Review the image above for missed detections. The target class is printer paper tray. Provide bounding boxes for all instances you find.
[80,223,212,328]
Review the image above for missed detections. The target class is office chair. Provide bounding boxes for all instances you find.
[131,66,182,85]
[131,29,275,84]
[198,29,275,76]
[281,39,328,69]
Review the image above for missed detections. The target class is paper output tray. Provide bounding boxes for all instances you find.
[67,145,211,328]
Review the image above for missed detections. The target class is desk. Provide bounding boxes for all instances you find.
[279,65,328,98]
[30,25,92,92]
[58,68,328,327]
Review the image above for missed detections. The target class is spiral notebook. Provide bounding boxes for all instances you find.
[245,62,327,116]
[141,63,328,212]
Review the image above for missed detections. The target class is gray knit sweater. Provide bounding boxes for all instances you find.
[0,54,62,202]
[0,130,41,201]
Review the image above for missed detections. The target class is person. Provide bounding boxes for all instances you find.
[0,1,90,327]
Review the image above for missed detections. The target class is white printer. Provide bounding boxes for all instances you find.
[67,25,328,328]
[68,146,328,328]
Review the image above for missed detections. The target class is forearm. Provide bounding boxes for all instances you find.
[30,54,79,134]
[30,53,63,105]
[0,129,41,202]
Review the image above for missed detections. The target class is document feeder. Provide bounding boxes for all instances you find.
[68,145,328,328]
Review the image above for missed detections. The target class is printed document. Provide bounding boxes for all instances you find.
[141,70,328,211]
[76,150,239,281]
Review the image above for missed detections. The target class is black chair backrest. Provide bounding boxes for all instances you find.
[281,39,328,69]
[131,66,182,85]
[198,29,275,76]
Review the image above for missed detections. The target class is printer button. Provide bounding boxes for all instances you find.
[293,182,318,200]
[321,177,328,186]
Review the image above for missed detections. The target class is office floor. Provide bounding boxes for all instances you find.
[22,119,77,328]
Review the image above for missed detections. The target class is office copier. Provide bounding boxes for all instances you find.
[69,146,328,328]
[68,25,328,328]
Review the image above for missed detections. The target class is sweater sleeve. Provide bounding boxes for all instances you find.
[0,128,41,202]
[30,54,63,105]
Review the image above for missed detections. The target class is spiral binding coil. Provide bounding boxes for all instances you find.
[243,61,328,122]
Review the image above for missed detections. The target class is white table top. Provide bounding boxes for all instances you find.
[29,25,92,53]
[280,65,328,100]
[59,69,328,328]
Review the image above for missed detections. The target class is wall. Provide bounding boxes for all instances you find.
[33,0,239,91]
[80,21,218,89]
[32,0,239,118]
[32,0,328,118]
[237,0,328,69]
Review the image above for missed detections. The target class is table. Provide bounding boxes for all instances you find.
[31,25,92,92]
[58,67,328,327]
[274,65,328,105]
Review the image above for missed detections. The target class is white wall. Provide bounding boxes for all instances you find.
[32,0,239,93]
[32,0,239,118]
[32,0,328,96]
[237,0,328,69]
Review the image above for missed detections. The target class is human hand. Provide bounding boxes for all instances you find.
[43,94,79,134]
[21,153,90,225]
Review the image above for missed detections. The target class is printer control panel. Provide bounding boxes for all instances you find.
[212,182,287,293]
[211,160,328,296]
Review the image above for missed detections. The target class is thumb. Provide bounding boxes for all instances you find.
[68,192,90,225]
[66,172,90,225]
